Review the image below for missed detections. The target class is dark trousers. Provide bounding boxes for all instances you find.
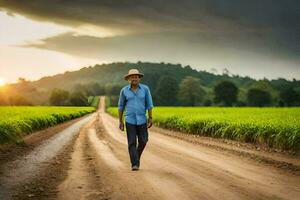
[125,122,148,167]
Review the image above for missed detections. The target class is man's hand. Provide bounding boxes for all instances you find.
[147,117,153,128]
[119,122,124,131]
[118,109,124,131]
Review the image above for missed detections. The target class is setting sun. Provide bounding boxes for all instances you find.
[0,77,6,86]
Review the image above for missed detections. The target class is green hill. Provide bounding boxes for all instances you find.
[1,61,299,106]
[31,62,256,91]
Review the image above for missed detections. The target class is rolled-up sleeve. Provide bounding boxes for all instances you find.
[145,87,154,110]
[118,89,125,111]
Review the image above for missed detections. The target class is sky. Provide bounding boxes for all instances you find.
[0,0,299,84]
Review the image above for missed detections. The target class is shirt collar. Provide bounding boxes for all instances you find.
[127,83,141,90]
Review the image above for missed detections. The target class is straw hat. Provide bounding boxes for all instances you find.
[123,69,144,80]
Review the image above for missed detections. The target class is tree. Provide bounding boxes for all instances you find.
[95,84,105,95]
[141,72,161,92]
[69,91,88,106]
[49,88,69,106]
[247,80,277,104]
[154,75,179,106]
[8,94,32,105]
[213,81,238,106]
[247,88,271,107]
[177,76,206,106]
[105,84,123,96]
[279,87,299,106]
[72,83,91,96]
[0,96,4,105]
[17,77,28,83]
[86,82,105,96]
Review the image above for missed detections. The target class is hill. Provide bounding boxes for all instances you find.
[1,62,299,105]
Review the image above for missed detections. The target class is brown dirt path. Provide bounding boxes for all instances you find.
[1,96,300,200]
[96,96,300,200]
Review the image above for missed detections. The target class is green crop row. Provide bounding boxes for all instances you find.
[0,106,96,144]
[92,96,100,108]
[107,107,300,151]
[88,96,100,108]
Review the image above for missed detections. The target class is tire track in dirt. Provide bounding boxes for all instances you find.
[0,113,96,200]
[2,96,300,200]
[99,112,262,199]
[87,125,166,200]
[98,96,300,200]
[57,118,106,200]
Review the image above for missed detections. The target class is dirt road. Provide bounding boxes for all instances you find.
[1,96,300,200]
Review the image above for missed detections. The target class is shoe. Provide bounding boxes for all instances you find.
[132,165,139,171]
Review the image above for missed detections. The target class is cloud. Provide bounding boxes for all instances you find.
[1,0,299,79]
[1,0,299,34]
[20,30,299,62]
[1,0,299,55]
[18,31,300,80]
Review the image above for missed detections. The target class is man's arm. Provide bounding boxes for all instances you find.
[148,108,152,119]
[118,89,126,131]
[118,109,124,122]
[147,108,153,128]
[145,86,154,128]
[118,109,124,131]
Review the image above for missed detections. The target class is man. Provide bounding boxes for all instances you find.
[118,68,154,171]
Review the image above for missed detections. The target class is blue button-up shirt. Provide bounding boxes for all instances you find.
[118,83,154,125]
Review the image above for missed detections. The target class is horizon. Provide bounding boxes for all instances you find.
[1,61,299,86]
[0,1,299,84]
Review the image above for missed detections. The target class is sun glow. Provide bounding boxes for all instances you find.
[0,77,6,86]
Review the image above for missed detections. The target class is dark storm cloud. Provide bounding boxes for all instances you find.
[1,0,299,79]
[22,32,300,62]
[19,31,300,79]
[1,0,299,55]
[1,0,299,34]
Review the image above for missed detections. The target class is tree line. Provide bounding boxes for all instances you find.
[1,62,299,107]
[49,75,299,107]
[150,75,299,107]
[49,82,122,106]
[1,77,298,107]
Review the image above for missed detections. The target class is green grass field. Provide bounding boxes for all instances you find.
[107,107,300,151]
[0,106,96,144]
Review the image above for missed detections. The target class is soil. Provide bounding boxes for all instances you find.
[1,96,299,200]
